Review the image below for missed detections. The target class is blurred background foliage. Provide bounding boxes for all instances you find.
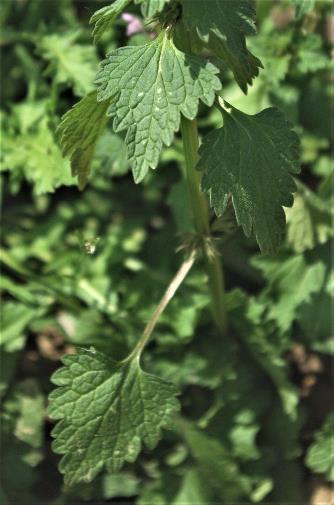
[0,0,333,504]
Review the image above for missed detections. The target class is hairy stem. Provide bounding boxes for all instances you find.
[180,116,228,335]
[130,249,197,359]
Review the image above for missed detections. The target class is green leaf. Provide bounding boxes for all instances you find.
[198,105,300,253]
[90,0,170,41]
[49,348,179,485]
[228,292,299,418]
[241,323,299,419]
[252,254,326,333]
[93,129,130,177]
[172,469,212,505]
[95,34,221,182]
[295,33,332,74]
[13,380,45,451]
[182,0,262,93]
[285,183,334,253]
[38,32,98,97]
[292,0,315,19]
[90,0,132,43]
[306,413,334,481]
[1,110,75,195]
[0,302,44,352]
[177,420,251,501]
[135,0,170,17]
[58,91,110,189]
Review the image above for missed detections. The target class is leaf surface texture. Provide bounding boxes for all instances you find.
[198,106,300,252]
[182,0,262,92]
[58,91,110,189]
[95,35,221,182]
[49,349,179,485]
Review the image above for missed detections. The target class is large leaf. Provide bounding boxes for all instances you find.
[198,105,300,253]
[95,34,221,182]
[49,348,179,485]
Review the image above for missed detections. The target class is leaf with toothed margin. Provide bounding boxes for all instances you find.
[90,0,131,43]
[90,0,170,43]
[57,91,110,190]
[95,34,221,182]
[197,105,300,254]
[48,348,179,485]
[182,0,262,93]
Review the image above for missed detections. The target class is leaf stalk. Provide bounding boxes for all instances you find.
[129,248,197,359]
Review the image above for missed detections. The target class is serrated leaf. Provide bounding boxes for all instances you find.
[285,183,334,253]
[49,348,179,485]
[295,33,332,74]
[1,112,75,195]
[182,0,262,93]
[90,0,132,43]
[58,91,110,189]
[252,254,326,332]
[38,32,98,97]
[198,105,300,253]
[95,34,221,182]
[90,0,169,41]
[306,413,334,481]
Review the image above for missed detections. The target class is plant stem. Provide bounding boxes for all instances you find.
[129,249,197,359]
[180,116,228,335]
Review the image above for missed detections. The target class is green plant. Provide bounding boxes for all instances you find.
[50,0,301,485]
[1,1,333,503]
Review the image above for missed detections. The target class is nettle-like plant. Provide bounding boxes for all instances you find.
[49,0,300,485]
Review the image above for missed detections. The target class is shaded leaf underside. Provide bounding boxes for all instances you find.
[198,106,300,253]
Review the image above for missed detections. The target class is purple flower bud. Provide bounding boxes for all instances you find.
[121,13,145,37]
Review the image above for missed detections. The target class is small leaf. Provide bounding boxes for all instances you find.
[252,254,326,332]
[49,348,179,485]
[182,0,262,93]
[90,0,132,43]
[90,0,169,41]
[285,183,334,253]
[1,107,75,195]
[292,0,315,19]
[198,105,300,253]
[95,34,221,182]
[58,91,110,189]
[306,413,334,481]
[14,380,45,450]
